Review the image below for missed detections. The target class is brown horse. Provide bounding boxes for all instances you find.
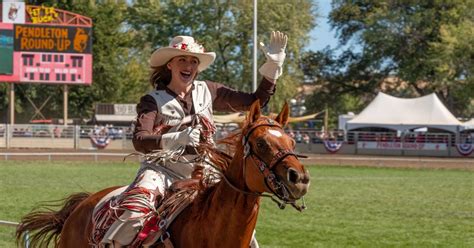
[16,100,310,248]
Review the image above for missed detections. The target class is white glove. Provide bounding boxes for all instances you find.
[161,126,201,150]
[258,31,288,80]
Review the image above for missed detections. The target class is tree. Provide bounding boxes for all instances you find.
[305,0,474,125]
[8,1,148,121]
[56,1,149,119]
[7,1,317,123]
[127,0,317,112]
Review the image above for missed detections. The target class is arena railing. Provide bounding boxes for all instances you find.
[0,124,469,154]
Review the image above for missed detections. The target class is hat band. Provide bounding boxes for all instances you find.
[172,42,205,53]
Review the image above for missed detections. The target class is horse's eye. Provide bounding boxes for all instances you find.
[256,140,266,149]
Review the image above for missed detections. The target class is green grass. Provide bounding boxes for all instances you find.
[1,161,473,247]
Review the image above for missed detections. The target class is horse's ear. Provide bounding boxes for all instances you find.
[274,102,290,127]
[247,100,261,124]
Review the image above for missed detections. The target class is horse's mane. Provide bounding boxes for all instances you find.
[200,129,242,173]
[202,115,269,173]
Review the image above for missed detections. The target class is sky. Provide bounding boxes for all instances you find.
[308,0,339,52]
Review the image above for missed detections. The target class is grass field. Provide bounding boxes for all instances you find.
[0,161,473,247]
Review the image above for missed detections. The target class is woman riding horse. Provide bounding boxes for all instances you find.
[98,31,288,247]
[16,100,310,248]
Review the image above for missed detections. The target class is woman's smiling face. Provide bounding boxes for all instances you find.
[167,55,200,86]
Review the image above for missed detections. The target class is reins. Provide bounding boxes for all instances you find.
[206,118,307,212]
[204,159,306,211]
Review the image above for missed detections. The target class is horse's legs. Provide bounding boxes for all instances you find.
[250,230,259,248]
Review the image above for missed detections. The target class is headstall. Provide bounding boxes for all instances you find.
[241,119,307,211]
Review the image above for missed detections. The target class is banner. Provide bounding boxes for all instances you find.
[2,1,25,24]
[14,24,92,54]
[0,29,14,74]
[323,140,344,153]
[90,134,111,149]
[357,141,447,151]
[456,143,473,156]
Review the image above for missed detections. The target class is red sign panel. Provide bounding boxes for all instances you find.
[0,4,93,85]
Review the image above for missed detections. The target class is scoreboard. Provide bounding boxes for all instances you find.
[0,3,92,85]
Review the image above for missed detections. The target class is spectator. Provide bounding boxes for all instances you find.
[53,126,61,138]
[295,131,302,143]
[303,133,310,144]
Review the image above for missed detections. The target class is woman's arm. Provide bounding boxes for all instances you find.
[132,94,201,153]
[206,78,276,112]
[208,31,287,113]
[132,95,163,153]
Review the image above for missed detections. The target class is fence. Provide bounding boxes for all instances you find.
[0,124,472,157]
[0,220,29,247]
[0,124,134,150]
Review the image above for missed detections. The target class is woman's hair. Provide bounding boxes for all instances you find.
[150,64,172,88]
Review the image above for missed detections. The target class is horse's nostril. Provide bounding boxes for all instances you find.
[301,170,310,184]
[287,168,299,184]
[301,174,310,184]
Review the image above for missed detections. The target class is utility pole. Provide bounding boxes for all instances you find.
[252,0,258,92]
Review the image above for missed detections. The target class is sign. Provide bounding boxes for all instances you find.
[26,5,57,24]
[114,104,137,115]
[0,4,93,85]
[357,141,447,151]
[0,29,14,74]
[14,24,92,54]
[2,1,25,24]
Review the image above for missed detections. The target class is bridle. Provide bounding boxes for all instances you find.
[220,118,307,211]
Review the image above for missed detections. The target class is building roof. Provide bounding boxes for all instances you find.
[94,114,135,123]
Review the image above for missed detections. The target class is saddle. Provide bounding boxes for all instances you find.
[91,165,209,248]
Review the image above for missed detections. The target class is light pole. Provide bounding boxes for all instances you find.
[252,0,257,92]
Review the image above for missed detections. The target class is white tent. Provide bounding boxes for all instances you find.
[463,119,474,130]
[347,92,462,133]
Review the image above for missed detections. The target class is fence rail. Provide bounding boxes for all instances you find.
[0,220,29,248]
[0,220,19,227]
[0,152,136,162]
[1,124,473,157]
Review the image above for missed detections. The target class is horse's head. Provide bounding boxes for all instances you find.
[241,100,310,204]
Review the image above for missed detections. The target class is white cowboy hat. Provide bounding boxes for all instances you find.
[150,36,216,72]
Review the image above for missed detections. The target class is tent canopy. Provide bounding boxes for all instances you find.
[463,119,474,131]
[347,92,462,133]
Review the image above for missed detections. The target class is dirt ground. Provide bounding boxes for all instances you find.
[301,153,474,170]
[1,148,473,170]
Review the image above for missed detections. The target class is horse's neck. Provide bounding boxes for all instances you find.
[209,149,260,236]
[220,149,260,206]
[170,148,260,247]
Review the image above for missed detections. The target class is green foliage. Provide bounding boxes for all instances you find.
[8,1,148,121]
[7,1,316,122]
[0,84,8,121]
[58,1,150,118]
[304,0,474,124]
[127,0,317,112]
